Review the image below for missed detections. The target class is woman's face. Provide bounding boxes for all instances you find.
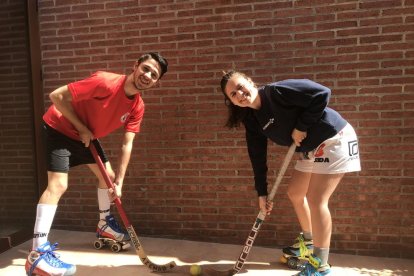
[224,74,258,108]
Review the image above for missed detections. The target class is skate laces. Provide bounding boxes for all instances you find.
[287,234,312,258]
[296,234,304,243]
[298,235,311,258]
[295,233,312,246]
[28,242,66,276]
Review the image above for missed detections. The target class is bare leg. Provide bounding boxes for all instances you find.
[287,170,312,233]
[39,171,68,204]
[87,162,115,189]
[307,173,344,248]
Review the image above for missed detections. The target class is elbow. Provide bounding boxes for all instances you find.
[122,144,133,153]
[316,88,330,105]
[49,89,64,106]
[49,90,58,103]
[326,89,331,99]
[122,140,134,153]
[49,85,70,104]
[323,87,331,99]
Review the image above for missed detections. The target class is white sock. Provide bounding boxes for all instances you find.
[32,204,57,250]
[98,188,111,220]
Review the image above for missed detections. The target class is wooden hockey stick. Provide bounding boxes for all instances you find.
[206,143,296,276]
[90,143,176,272]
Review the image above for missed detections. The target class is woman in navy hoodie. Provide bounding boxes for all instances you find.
[220,70,360,276]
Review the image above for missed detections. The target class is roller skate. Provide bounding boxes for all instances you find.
[25,241,76,276]
[294,253,331,275]
[280,233,313,269]
[94,214,131,252]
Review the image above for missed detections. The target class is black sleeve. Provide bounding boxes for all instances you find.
[273,79,331,131]
[244,117,268,197]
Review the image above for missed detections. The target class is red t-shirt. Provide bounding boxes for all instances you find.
[43,71,144,140]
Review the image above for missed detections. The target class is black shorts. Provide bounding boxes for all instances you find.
[43,123,108,173]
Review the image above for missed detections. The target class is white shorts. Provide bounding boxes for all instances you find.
[295,123,361,174]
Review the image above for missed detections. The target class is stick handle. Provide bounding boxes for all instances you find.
[267,143,296,201]
[232,144,296,274]
[89,142,131,228]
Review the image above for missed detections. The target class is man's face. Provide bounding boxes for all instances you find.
[132,58,162,90]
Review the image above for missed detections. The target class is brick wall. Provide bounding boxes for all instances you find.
[35,0,414,258]
[0,0,38,228]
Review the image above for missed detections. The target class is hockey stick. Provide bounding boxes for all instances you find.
[206,143,296,276]
[90,143,176,272]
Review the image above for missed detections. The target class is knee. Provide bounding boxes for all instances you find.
[287,185,306,204]
[306,194,327,210]
[47,179,68,197]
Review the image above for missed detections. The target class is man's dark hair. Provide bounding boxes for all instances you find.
[138,52,168,79]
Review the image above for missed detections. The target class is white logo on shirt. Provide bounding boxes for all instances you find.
[263,118,274,130]
[120,112,130,123]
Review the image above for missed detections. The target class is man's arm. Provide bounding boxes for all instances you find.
[114,131,136,189]
[49,85,94,146]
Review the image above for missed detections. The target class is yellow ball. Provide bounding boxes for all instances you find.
[190,264,202,276]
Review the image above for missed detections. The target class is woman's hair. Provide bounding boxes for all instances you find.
[138,52,168,79]
[220,70,254,129]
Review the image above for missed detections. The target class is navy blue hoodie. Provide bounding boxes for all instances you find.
[242,79,347,196]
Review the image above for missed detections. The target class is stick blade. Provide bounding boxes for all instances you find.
[203,267,234,276]
[128,225,177,272]
[139,256,176,273]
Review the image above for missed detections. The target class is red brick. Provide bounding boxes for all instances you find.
[1,0,408,260]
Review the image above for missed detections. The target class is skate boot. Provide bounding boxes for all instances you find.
[294,253,331,276]
[25,241,76,276]
[280,233,313,269]
[94,214,130,252]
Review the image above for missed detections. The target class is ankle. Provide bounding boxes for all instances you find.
[302,231,313,240]
[319,264,331,271]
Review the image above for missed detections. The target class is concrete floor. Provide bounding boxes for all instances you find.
[0,230,412,276]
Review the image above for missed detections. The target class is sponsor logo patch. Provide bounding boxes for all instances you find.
[120,112,130,123]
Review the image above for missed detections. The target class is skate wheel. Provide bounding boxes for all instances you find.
[122,242,131,250]
[94,240,104,250]
[287,257,299,269]
[280,255,287,264]
[111,243,122,252]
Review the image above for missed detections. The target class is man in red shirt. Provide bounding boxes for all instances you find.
[25,52,168,276]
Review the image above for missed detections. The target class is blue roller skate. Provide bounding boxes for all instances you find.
[94,214,130,252]
[25,241,76,276]
[294,253,331,275]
